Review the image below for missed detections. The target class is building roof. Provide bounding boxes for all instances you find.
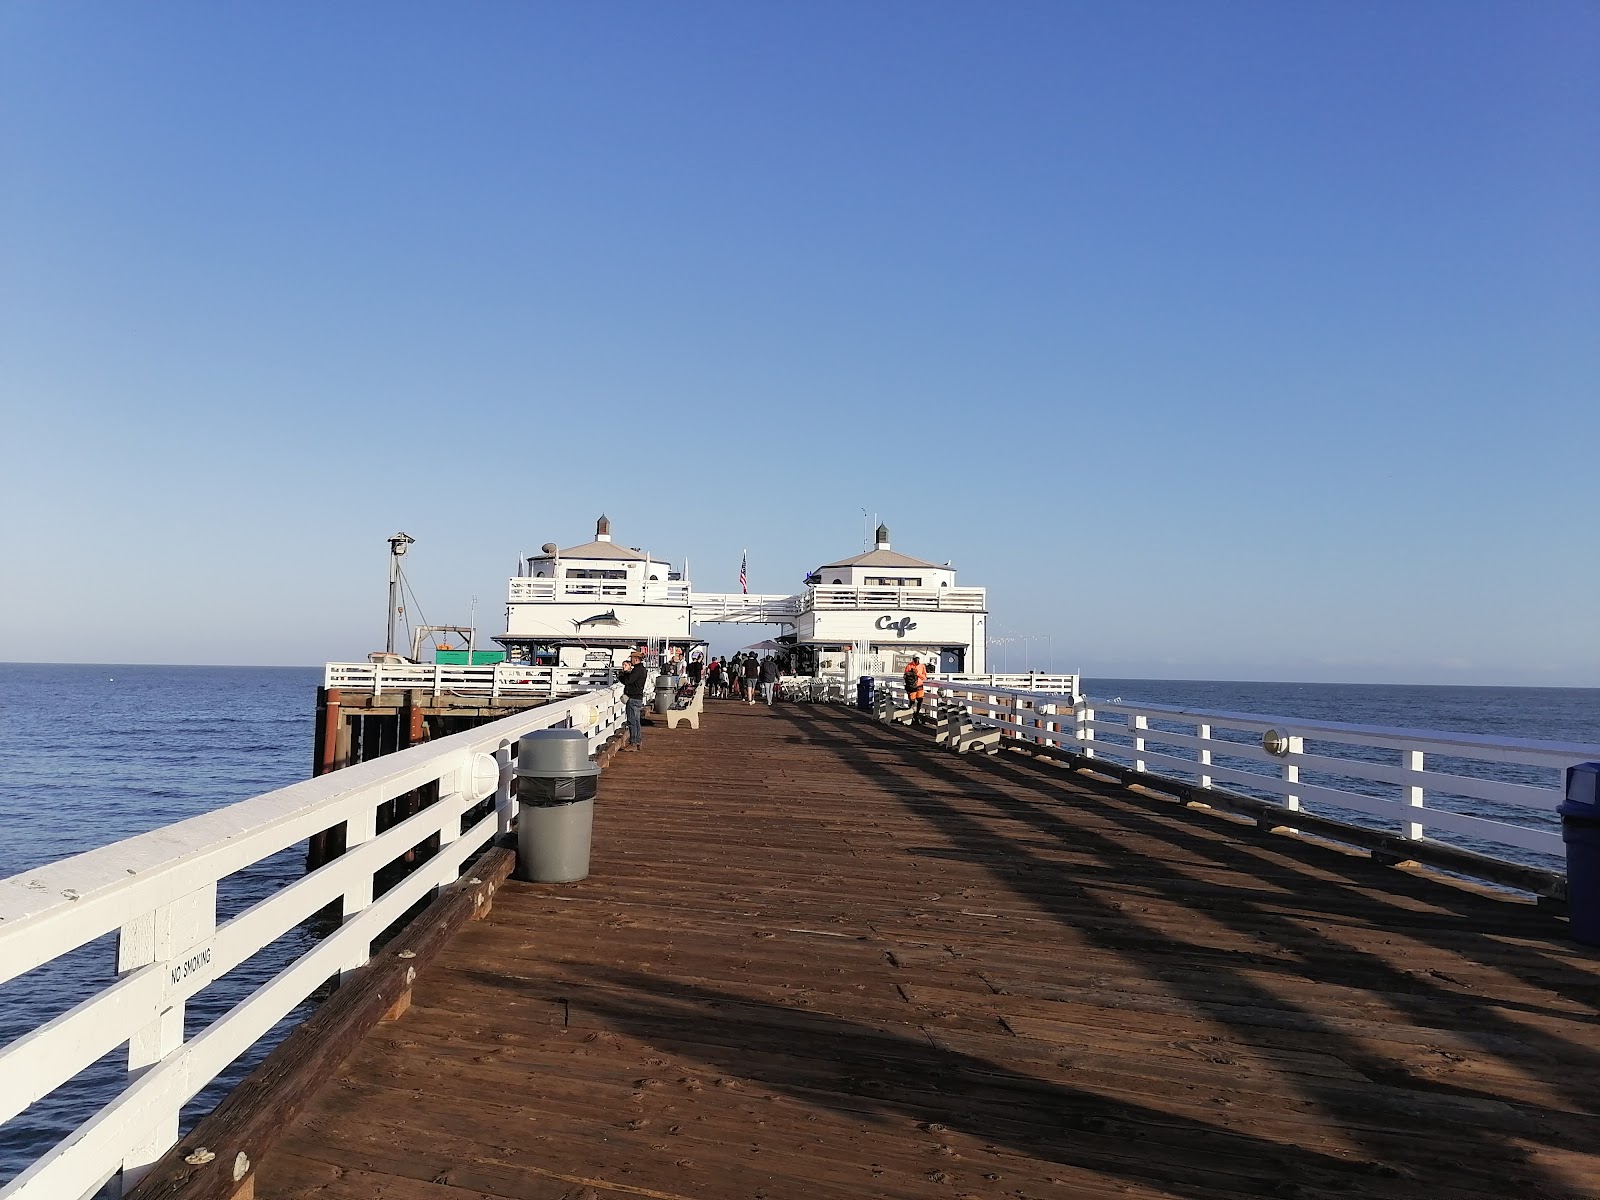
[816,547,945,570]
[543,540,648,561]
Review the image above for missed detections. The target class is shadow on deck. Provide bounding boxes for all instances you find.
[257,701,1600,1200]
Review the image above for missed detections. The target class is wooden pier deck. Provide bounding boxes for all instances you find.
[255,701,1600,1200]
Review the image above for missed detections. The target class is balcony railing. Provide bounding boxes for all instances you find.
[507,579,691,605]
[802,586,986,612]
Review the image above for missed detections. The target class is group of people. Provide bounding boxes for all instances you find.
[705,652,784,705]
[614,648,792,752]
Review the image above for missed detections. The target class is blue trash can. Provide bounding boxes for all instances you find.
[857,676,875,712]
[1560,763,1600,947]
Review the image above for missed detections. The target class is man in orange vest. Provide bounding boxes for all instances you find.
[903,655,928,724]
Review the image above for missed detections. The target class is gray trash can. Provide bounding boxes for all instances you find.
[654,674,678,715]
[515,729,600,882]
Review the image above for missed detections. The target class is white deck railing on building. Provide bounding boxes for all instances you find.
[0,687,626,1200]
[689,593,804,622]
[507,579,692,604]
[323,662,614,698]
[803,585,986,612]
[877,678,1595,867]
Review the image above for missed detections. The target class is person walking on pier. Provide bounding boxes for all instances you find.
[904,655,928,725]
[742,653,761,705]
[618,652,648,751]
[759,654,781,705]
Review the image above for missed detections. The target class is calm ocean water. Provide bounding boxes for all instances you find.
[1084,678,1600,872]
[0,664,320,1188]
[1,664,1598,1184]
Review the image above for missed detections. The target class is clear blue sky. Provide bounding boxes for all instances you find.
[1,2,1595,684]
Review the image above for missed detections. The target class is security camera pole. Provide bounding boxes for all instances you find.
[386,532,415,654]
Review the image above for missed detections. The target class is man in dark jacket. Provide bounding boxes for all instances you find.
[759,654,781,705]
[617,652,649,751]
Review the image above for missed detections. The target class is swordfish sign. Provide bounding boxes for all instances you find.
[573,610,622,629]
[876,615,917,638]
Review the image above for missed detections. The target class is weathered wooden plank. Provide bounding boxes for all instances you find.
[126,846,517,1200]
[239,702,1600,1200]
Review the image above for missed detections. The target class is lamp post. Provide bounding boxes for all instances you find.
[990,634,1017,673]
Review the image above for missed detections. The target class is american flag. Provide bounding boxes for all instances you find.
[739,550,748,594]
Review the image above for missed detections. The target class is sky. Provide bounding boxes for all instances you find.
[1,2,1595,684]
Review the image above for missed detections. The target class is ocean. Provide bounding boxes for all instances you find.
[0,664,320,1190]
[1,663,1597,1186]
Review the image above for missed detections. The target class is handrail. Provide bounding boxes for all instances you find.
[802,585,986,612]
[507,579,692,604]
[875,678,1595,870]
[323,662,614,697]
[0,686,626,1200]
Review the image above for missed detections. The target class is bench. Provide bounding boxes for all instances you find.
[664,680,706,730]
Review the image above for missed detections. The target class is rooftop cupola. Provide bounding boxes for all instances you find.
[875,523,891,550]
[596,514,612,543]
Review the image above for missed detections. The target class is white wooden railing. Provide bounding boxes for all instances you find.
[507,579,692,604]
[689,593,803,622]
[0,687,626,1200]
[803,585,986,612]
[933,672,1078,696]
[878,679,1597,867]
[323,662,614,698]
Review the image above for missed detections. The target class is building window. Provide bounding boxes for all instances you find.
[865,576,921,587]
[565,569,627,580]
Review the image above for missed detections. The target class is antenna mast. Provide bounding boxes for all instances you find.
[386,532,415,654]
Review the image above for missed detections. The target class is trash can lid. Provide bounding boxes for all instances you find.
[1560,762,1600,816]
[515,728,600,778]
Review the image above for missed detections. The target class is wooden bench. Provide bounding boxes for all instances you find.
[664,680,706,730]
[930,701,1001,753]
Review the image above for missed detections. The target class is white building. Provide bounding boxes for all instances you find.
[794,524,986,676]
[692,524,987,677]
[496,517,987,677]
[497,516,703,668]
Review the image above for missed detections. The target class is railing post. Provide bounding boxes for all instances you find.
[491,663,502,703]
[116,883,217,1189]
[1198,722,1212,789]
[432,662,442,699]
[1131,714,1147,773]
[338,801,379,979]
[1079,700,1095,758]
[1284,735,1303,812]
[372,665,384,698]
[434,756,466,883]
[1400,747,1424,840]
[496,739,515,835]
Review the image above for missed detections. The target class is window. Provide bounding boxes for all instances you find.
[865,576,921,587]
[566,569,627,580]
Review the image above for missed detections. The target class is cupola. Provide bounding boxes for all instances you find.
[596,514,612,543]
[875,523,890,550]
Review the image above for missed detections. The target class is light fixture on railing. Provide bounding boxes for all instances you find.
[1263,729,1294,757]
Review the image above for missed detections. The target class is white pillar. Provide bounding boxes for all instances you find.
[117,884,217,1189]
[1400,747,1425,840]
